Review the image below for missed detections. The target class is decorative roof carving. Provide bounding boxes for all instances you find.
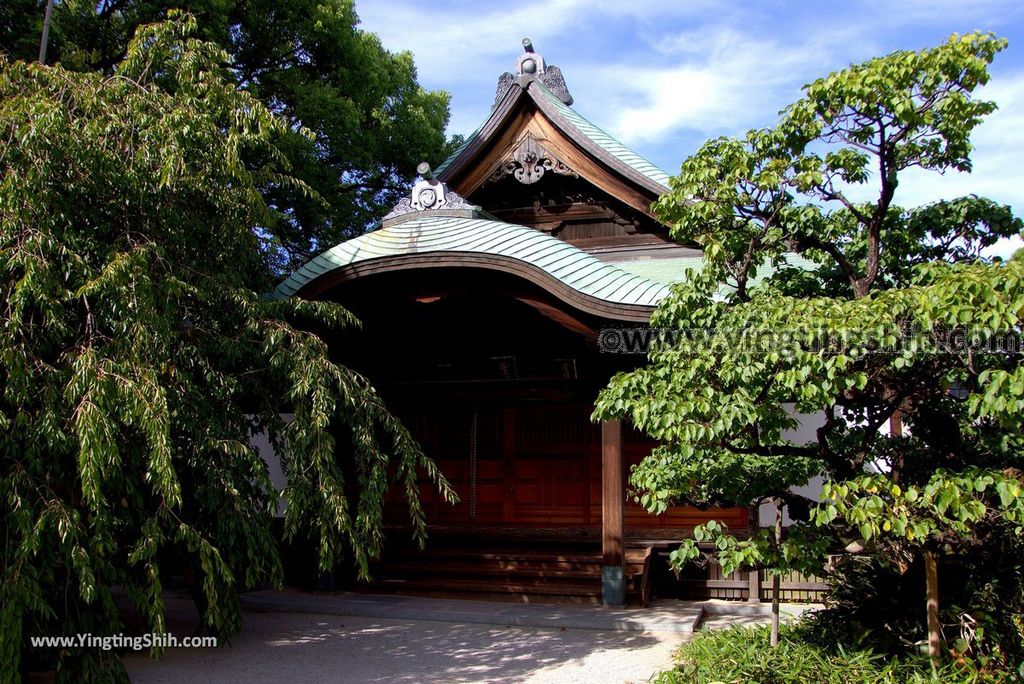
[536,66,572,106]
[486,132,578,186]
[383,163,478,223]
[494,38,573,107]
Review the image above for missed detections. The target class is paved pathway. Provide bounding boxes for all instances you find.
[241,590,705,633]
[122,592,816,683]
[122,595,687,683]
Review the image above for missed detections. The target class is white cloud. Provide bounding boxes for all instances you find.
[892,75,1024,258]
[837,73,1024,256]
[357,0,586,75]
[586,30,824,144]
[354,1,796,137]
[355,0,1024,241]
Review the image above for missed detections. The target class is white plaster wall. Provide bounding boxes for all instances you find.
[252,414,292,517]
[758,406,826,527]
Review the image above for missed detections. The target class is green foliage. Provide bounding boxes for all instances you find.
[815,470,1024,543]
[671,519,831,579]
[1,0,456,274]
[595,32,1024,669]
[809,553,1024,679]
[0,15,453,681]
[658,624,992,684]
[651,32,1016,299]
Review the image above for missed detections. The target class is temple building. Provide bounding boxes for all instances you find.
[273,39,752,606]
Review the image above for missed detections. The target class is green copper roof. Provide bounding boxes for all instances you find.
[532,83,672,189]
[609,253,820,289]
[273,215,672,308]
[434,81,671,193]
[607,257,705,285]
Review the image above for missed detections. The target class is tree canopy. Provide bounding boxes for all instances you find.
[0,15,453,682]
[594,32,1024,669]
[1,0,456,275]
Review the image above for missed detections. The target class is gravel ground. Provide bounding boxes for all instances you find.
[121,598,684,684]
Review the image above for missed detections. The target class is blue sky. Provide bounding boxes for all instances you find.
[358,0,1024,256]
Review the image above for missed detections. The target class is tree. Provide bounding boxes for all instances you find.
[594,32,1024,667]
[0,15,454,682]
[0,0,456,275]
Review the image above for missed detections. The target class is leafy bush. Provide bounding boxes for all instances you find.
[657,625,1009,684]
[807,550,1024,679]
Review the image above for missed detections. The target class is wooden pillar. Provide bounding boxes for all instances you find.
[748,568,762,603]
[601,419,625,606]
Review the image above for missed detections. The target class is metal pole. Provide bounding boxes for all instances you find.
[38,0,55,64]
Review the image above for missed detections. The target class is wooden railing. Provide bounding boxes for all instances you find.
[676,558,829,603]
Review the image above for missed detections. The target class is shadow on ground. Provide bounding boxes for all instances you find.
[122,597,681,683]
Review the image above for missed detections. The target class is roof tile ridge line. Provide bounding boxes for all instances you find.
[547,256,608,282]
[528,80,671,193]
[300,259,334,276]
[536,93,670,191]
[447,221,540,252]
[550,250,621,278]
[571,261,634,291]
[589,269,643,299]
[506,237,578,263]
[509,236,610,268]
[531,79,670,179]
[507,234,585,259]
[273,219,399,295]
[635,279,673,305]
[530,237,587,255]
[479,232,552,259]
[577,257,667,294]
[274,216,457,292]
[294,253,332,273]
[516,242,665,300]
[378,219,482,242]
[499,231,598,264]
[614,273,660,302]
[435,83,528,181]
[317,229,389,262]
[379,214,483,237]
[535,247,596,272]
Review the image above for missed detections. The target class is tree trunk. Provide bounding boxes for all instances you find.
[925,550,941,669]
[38,0,54,64]
[770,500,783,647]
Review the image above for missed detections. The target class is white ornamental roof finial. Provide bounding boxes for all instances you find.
[382,162,482,226]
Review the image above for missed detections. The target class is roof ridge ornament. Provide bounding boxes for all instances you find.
[382,162,482,226]
[486,131,578,186]
[516,38,545,77]
[494,38,573,107]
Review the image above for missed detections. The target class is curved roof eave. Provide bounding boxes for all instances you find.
[272,215,672,322]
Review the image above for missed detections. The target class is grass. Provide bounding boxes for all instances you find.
[655,625,999,684]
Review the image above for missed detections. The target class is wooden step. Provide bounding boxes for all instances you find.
[366,544,654,606]
[382,563,609,580]
[376,577,603,597]
[382,548,650,566]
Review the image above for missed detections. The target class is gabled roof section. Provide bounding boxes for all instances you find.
[531,83,672,189]
[272,214,671,320]
[434,41,671,203]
